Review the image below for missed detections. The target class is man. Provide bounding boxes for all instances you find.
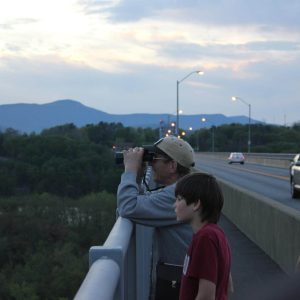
[117,136,195,299]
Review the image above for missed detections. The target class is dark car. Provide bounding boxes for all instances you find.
[290,154,300,199]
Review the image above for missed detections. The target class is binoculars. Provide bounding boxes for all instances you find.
[115,145,156,165]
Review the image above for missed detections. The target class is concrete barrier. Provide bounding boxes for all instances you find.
[219,178,300,274]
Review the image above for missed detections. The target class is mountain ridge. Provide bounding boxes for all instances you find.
[0,99,261,133]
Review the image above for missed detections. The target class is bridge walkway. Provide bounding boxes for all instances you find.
[220,215,288,300]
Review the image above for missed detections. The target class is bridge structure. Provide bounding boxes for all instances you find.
[74,153,300,300]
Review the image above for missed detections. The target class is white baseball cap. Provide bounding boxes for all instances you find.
[154,136,195,169]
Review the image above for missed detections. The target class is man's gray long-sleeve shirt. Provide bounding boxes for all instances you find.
[117,171,192,265]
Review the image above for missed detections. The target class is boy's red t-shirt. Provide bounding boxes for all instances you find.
[179,223,231,300]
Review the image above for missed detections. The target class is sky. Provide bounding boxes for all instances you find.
[0,0,299,126]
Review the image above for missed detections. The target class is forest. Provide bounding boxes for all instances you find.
[0,122,158,300]
[0,121,299,299]
[188,122,300,153]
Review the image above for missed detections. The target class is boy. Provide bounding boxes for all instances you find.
[174,172,231,300]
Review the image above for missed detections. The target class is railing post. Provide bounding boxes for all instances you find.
[74,258,120,300]
[74,218,135,300]
[89,247,123,299]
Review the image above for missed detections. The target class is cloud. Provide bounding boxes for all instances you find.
[245,41,300,51]
[79,0,174,22]
[81,0,300,28]
[78,0,119,15]
[0,18,38,30]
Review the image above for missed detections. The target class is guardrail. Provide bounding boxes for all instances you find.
[74,217,134,300]
[74,259,120,300]
[74,217,154,300]
[75,166,155,300]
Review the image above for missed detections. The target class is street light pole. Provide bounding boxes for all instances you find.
[176,80,179,135]
[232,96,252,153]
[176,70,204,135]
[248,104,251,153]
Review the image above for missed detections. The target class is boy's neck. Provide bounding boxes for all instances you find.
[191,217,208,233]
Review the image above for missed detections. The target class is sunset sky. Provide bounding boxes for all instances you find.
[0,0,299,125]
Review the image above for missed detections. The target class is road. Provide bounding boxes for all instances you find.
[194,154,300,211]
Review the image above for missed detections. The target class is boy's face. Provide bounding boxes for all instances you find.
[174,195,195,222]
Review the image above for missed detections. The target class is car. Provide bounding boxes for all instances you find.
[290,154,300,199]
[228,152,245,164]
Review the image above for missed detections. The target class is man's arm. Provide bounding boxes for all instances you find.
[117,171,179,226]
[195,278,216,300]
[117,148,180,227]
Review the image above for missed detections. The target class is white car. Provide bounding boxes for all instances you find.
[228,152,245,164]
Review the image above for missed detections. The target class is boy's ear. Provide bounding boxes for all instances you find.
[193,199,201,211]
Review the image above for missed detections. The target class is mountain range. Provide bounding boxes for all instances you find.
[0,99,261,133]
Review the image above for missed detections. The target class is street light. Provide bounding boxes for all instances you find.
[176,70,204,134]
[231,96,252,153]
[170,122,176,135]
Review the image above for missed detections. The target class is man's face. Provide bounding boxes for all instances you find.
[150,154,172,185]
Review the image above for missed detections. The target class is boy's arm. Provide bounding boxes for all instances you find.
[195,278,216,300]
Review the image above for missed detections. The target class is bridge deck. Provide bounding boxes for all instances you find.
[220,215,288,300]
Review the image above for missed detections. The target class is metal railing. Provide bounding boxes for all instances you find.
[74,259,120,300]
[75,217,154,300]
[75,166,155,300]
[74,217,134,300]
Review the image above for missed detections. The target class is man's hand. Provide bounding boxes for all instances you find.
[123,147,144,173]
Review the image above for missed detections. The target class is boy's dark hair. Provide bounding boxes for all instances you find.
[175,172,224,223]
